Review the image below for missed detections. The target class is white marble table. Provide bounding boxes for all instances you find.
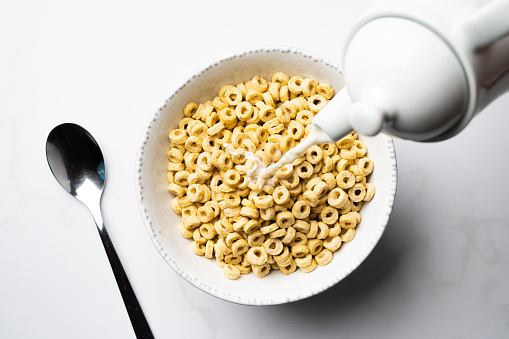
[2,0,509,338]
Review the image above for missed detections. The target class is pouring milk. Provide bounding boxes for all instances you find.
[232,0,509,186]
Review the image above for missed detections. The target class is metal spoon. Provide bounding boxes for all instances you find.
[46,123,154,339]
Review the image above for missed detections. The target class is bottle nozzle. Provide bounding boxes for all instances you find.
[349,101,385,136]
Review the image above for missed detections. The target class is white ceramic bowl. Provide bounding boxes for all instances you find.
[135,46,397,305]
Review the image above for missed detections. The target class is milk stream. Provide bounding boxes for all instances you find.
[224,123,333,189]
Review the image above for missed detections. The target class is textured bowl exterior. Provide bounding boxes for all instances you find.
[135,46,397,305]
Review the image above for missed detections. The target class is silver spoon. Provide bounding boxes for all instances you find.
[46,123,154,339]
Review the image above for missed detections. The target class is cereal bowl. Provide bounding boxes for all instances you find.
[135,46,397,305]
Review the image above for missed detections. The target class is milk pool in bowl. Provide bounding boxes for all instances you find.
[135,46,397,305]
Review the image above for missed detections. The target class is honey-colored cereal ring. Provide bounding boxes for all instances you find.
[245,90,264,105]
[276,211,295,228]
[212,96,228,111]
[250,75,268,92]
[279,259,297,275]
[167,162,184,172]
[187,184,205,202]
[306,145,323,164]
[293,220,310,234]
[279,135,296,152]
[168,183,186,197]
[279,226,295,245]
[218,107,237,126]
[260,222,278,235]
[340,228,356,243]
[340,148,357,160]
[289,231,307,246]
[336,170,355,189]
[323,236,342,252]
[288,76,304,94]
[191,241,206,256]
[307,238,323,255]
[173,171,190,186]
[184,102,199,117]
[315,248,333,266]
[224,87,243,106]
[272,72,289,85]
[316,83,334,99]
[223,264,241,280]
[281,101,298,119]
[275,164,293,179]
[214,129,232,145]
[171,197,182,214]
[223,169,240,187]
[308,94,327,113]
[272,186,290,205]
[178,222,193,238]
[339,214,357,229]
[295,253,313,268]
[205,240,214,259]
[253,194,274,209]
[301,78,318,97]
[299,258,318,273]
[199,223,216,240]
[348,183,366,202]
[235,101,254,121]
[167,147,184,163]
[192,228,206,244]
[302,190,319,207]
[281,171,300,189]
[259,206,275,221]
[202,136,220,153]
[269,228,286,239]
[268,82,281,101]
[232,239,249,256]
[295,161,313,179]
[328,222,342,237]
[312,181,329,198]
[189,121,208,139]
[246,246,268,265]
[321,143,336,156]
[252,263,271,278]
[306,220,318,239]
[197,205,214,223]
[352,140,367,157]
[224,192,241,208]
[291,97,309,111]
[259,105,276,122]
[316,222,330,240]
[287,121,305,140]
[291,244,309,258]
[292,200,310,219]
[364,183,375,202]
[244,219,261,234]
[263,238,283,256]
[262,91,275,108]
[320,206,339,225]
[296,110,313,126]
[168,129,187,144]
[358,157,374,176]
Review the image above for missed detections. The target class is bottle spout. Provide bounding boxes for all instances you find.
[311,87,354,142]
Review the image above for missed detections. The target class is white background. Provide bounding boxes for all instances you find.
[2,0,509,338]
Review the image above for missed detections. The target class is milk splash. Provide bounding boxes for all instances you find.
[224,124,333,189]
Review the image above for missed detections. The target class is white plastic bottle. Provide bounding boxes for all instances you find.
[313,0,509,142]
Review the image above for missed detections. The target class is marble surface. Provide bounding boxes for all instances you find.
[1,0,509,338]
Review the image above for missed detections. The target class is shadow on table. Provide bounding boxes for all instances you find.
[275,197,415,323]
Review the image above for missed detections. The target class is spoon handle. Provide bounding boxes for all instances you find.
[97,224,154,339]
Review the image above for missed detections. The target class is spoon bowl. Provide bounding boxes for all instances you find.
[46,123,153,339]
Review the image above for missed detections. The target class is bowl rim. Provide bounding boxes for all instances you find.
[135,45,398,305]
